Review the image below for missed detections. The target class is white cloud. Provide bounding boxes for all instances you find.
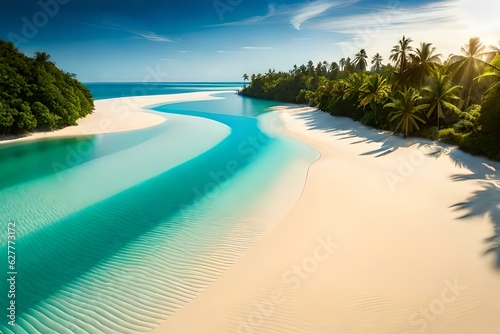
[130,30,172,42]
[308,0,499,60]
[290,0,358,30]
[311,1,457,34]
[209,0,358,30]
[209,4,277,27]
[85,22,173,42]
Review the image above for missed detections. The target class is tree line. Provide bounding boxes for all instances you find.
[0,40,94,135]
[242,36,500,161]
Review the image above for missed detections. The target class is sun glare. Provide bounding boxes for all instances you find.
[457,0,500,36]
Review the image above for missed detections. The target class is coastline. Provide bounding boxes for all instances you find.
[0,92,225,146]
[2,91,498,332]
[154,107,500,333]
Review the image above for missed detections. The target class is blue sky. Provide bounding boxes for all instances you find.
[1,0,498,82]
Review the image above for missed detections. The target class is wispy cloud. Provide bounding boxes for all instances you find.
[308,0,496,60]
[310,0,457,34]
[209,4,277,27]
[131,30,172,42]
[243,46,277,50]
[85,22,173,42]
[290,0,359,30]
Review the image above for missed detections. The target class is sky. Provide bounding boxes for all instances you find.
[1,0,498,82]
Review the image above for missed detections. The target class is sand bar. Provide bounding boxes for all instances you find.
[155,107,500,333]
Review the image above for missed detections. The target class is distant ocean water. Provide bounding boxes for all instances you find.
[85,82,243,100]
[0,83,318,333]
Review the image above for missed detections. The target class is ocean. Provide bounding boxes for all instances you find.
[0,83,319,333]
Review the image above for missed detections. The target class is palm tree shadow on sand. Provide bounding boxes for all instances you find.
[428,146,500,268]
[293,110,426,157]
[293,109,500,268]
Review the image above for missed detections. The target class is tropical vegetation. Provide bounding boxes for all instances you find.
[242,36,500,161]
[0,40,94,135]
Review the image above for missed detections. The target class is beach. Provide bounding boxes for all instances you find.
[0,92,224,145]
[1,93,499,333]
[154,107,500,333]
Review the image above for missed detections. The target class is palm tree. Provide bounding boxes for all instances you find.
[390,35,414,74]
[316,77,335,109]
[475,56,500,95]
[242,73,249,87]
[306,60,314,75]
[339,58,346,71]
[384,87,428,138]
[328,62,339,80]
[343,72,365,101]
[329,61,339,73]
[331,80,349,103]
[423,70,462,129]
[344,57,354,73]
[34,51,51,63]
[354,49,368,71]
[371,53,383,72]
[315,61,325,77]
[406,42,442,87]
[358,74,391,122]
[485,41,500,62]
[299,64,307,75]
[449,37,489,106]
[322,60,329,74]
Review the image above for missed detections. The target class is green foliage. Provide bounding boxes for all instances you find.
[0,40,94,135]
[354,49,368,71]
[416,126,439,140]
[453,104,481,133]
[390,35,414,79]
[477,81,500,134]
[242,35,500,160]
[460,132,500,161]
[437,128,466,145]
[448,37,489,106]
[385,87,428,137]
[297,89,314,104]
[423,70,462,128]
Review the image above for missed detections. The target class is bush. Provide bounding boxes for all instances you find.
[460,132,500,161]
[437,128,466,146]
[360,110,377,126]
[418,126,439,140]
[297,89,314,105]
[453,104,481,133]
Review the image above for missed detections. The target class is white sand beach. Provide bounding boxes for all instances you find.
[0,92,224,145]
[3,94,498,333]
[154,107,500,333]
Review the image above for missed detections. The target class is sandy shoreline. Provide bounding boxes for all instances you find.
[0,92,224,146]
[3,92,498,332]
[155,107,500,333]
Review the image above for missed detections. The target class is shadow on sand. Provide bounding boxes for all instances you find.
[429,146,500,268]
[295,110,500,268]
[293,111,428,157]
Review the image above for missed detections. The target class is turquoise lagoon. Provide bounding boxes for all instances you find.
[0,83,319,333]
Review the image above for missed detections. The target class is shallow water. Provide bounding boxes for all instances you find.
[0,85,318,333]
